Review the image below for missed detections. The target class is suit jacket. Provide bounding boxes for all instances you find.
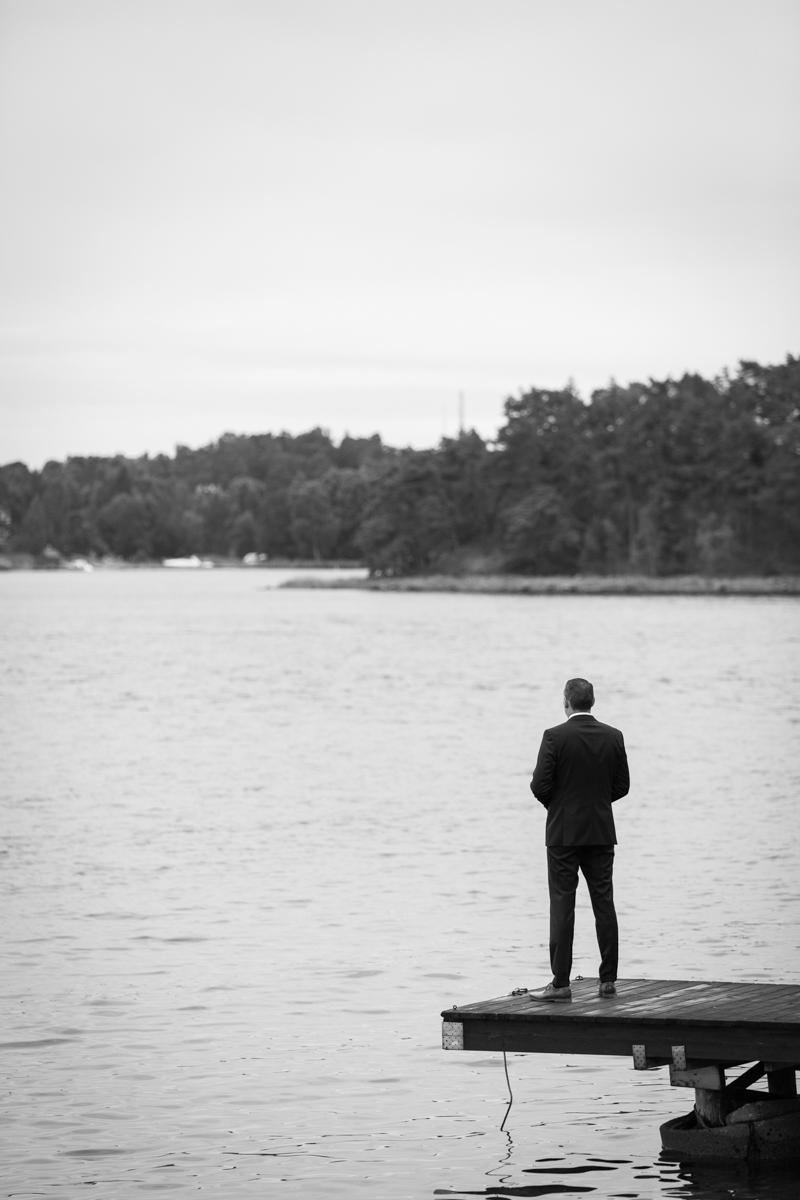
[530,713,629,846]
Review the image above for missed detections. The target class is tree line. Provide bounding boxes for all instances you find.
[2,355,798,576]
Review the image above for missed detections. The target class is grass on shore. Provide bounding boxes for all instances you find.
[280,573,800,596]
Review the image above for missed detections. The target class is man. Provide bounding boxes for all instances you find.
[528,677,630,1001]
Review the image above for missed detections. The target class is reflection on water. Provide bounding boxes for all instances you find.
[435,1152,625,1194]
[1,570,799,1197]
[435,1150,800,1199]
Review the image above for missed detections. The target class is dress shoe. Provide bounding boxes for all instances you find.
[529,982,572,1002]
[598,981,617,997]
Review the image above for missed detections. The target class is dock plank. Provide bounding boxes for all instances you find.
[441,979,800,1065]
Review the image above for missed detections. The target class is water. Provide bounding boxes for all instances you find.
[2,569,799,1198]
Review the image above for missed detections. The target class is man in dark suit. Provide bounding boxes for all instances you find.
[528,677,630,1001]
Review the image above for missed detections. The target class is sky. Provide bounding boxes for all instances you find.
[1,0,798,468]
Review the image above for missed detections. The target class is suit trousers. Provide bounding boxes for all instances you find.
[547,845,618,988]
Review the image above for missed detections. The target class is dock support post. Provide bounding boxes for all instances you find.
[694,1087,724,1126]
[667,1046,728,1125]
[766,1063,798,1097]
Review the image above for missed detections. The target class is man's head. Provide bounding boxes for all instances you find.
[564,677,595,713]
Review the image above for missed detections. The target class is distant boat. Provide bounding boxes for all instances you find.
[65,558,94,572]
[162,555,215,569]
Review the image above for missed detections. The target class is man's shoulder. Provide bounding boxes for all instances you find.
[548,716,624,739]
[543,718,582,740]
[589,717,624,735]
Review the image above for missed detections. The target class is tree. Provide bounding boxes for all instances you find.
[500,486,582,573]
[720,357,800,572]
[436,430,494,546]
[0,506,11,551]
[97,492,152,559]
[356,452,456,574]
[193,484,233,555]
[491,386,592,570]
[18,495,49,554]
[0,462,36,528]
[288,477,340,559]
[494,385,589,500]
[320,467,368,558]
[229,511,259,558]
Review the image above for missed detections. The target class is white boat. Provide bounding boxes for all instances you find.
[161,555,215,569]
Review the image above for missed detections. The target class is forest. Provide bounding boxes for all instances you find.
[1,356,798,577]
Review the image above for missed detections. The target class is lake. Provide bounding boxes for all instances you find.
[2,569,799,1198]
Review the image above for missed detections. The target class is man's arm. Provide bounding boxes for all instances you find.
[530,730,556,808]
[612,733,630,802]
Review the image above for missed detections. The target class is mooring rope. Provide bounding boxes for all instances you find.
[500,1048,513,1131]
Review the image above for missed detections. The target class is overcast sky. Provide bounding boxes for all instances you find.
[1,0,798,468]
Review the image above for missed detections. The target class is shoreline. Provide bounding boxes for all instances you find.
[279,573,800,596]
[0,554,363,572]
[2,554,797,595]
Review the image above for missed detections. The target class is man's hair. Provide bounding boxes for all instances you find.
[564,677,594,711]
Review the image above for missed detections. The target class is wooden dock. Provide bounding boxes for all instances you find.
[441,979,796,1065]
[442,977,800,1158]
[441,978,800,1067]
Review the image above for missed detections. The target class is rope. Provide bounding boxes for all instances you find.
[500,1048,513,1131]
